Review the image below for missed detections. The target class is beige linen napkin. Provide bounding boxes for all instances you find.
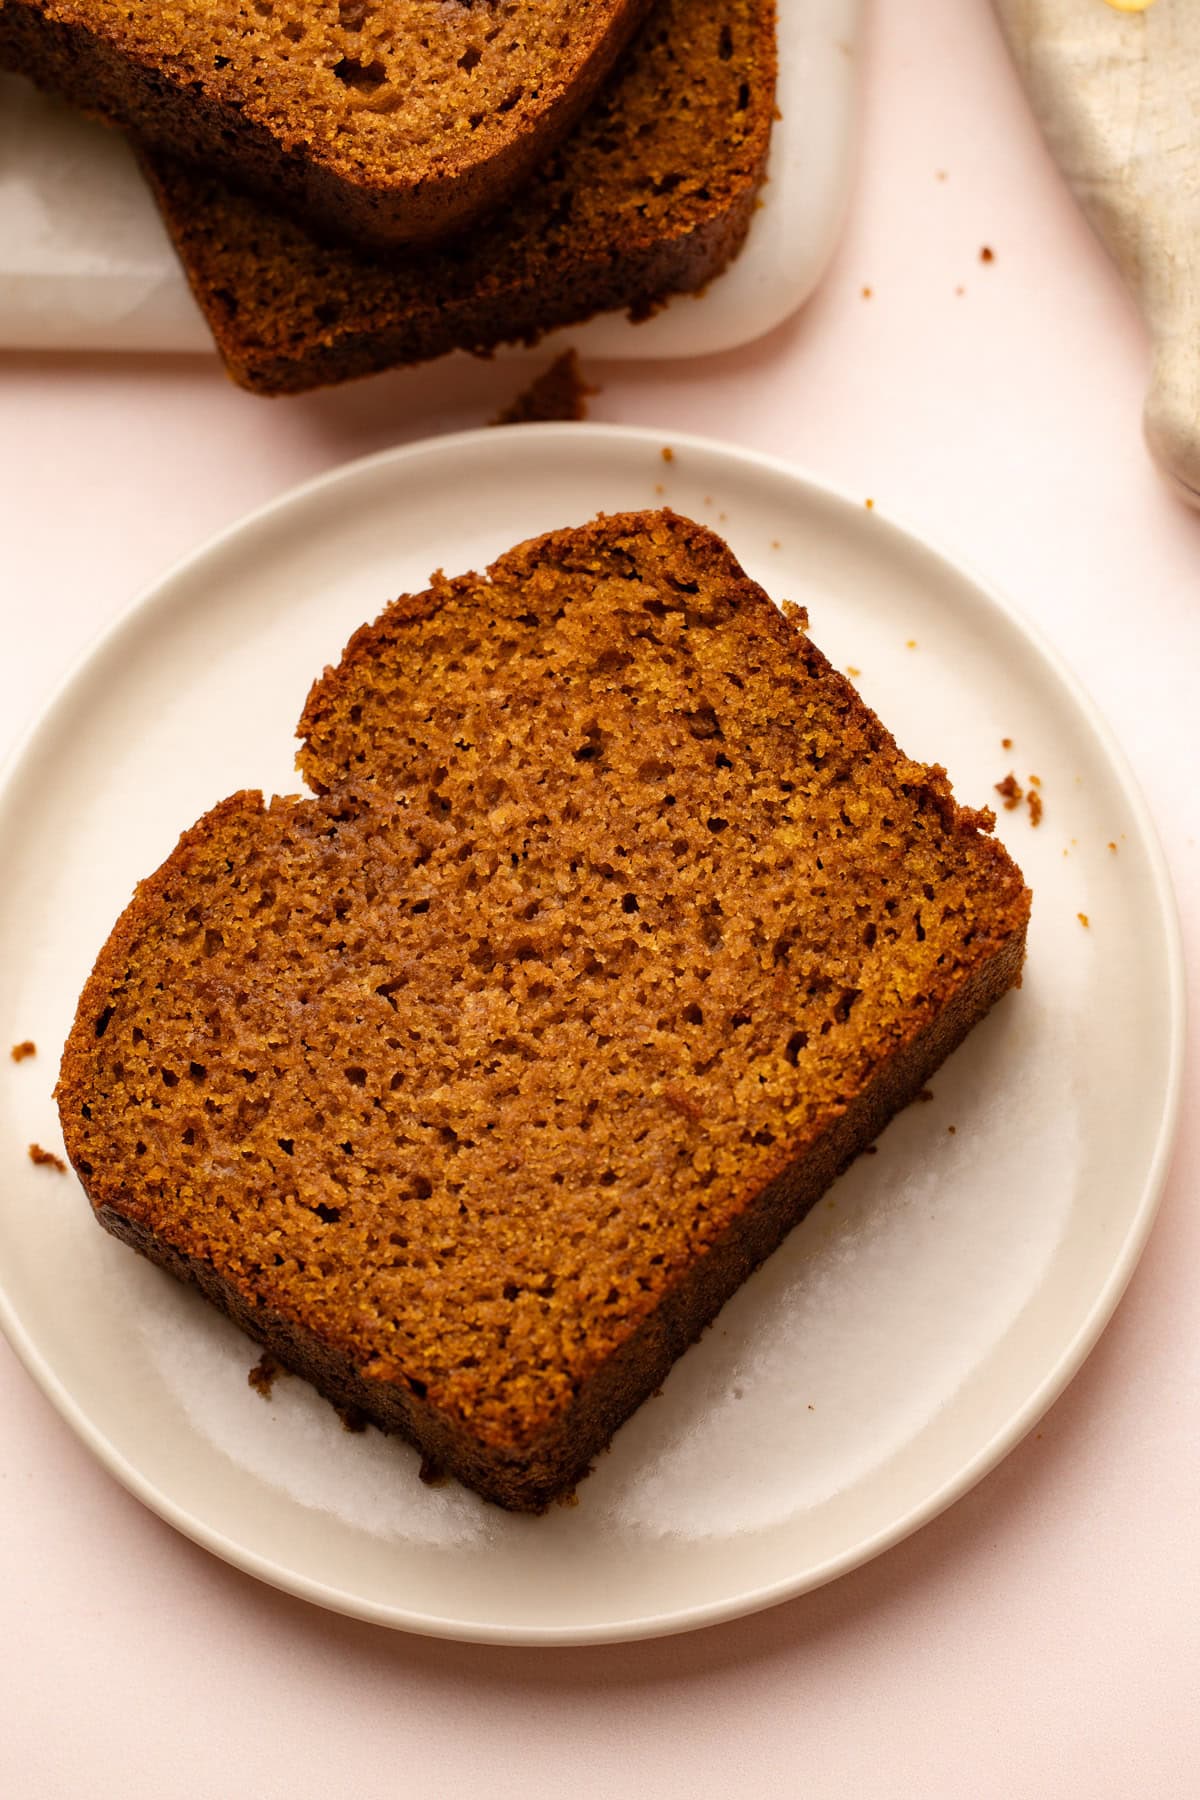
[994,0,1200,506]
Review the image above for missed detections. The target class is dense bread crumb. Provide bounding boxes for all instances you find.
[491,352,593,426]
[28,1143,66,1172]
[10,1040,37,1062]
[57,511,1029,1511]
[0,0,650,249]
[136,0,777,395]
[247,1353,279,1399]
[995,772,1022,810]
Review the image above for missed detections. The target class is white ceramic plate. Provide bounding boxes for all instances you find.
[0,426,1183,1645]
[0,1,861,356]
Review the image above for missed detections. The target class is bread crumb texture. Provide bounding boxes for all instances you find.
[10,1040,37,1062]
[57,512,1029,1507]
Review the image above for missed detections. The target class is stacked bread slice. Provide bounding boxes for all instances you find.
[0,0,652,247]
[1,0,779,392]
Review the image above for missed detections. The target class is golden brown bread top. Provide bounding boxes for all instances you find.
[58,513,1029,1454]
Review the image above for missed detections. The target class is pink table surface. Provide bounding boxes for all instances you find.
[2,3,1197,1795]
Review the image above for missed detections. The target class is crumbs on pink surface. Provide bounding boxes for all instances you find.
[28,1143,66,1172]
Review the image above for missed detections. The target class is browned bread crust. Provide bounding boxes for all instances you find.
[57,512,1031,1512]
[0,0,651,251]
[134,0,777,395]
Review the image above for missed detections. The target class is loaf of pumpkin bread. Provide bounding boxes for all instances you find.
[57,512,1030,1511]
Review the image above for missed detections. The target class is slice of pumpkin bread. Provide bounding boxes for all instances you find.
[57,511,1030,1512]
[0,0,651,250]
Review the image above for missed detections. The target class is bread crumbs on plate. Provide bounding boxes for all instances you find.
[1027,790,1043,827]
[247,1353,281,1399]
[10,1040,36,1062]
[996,772,1023,810]
[980,246,995,263]
[661,446,675,463]
[1078,912,1090,928]
[28,1143,66,1172]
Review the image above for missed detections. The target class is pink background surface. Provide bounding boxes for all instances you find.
[1,2,1197,1793]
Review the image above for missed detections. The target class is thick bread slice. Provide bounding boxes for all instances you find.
[57,512,1031,1512]
[0,0,651,251]
[135,0,777,395]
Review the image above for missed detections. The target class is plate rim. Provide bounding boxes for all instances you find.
[0,422,1186,1646]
